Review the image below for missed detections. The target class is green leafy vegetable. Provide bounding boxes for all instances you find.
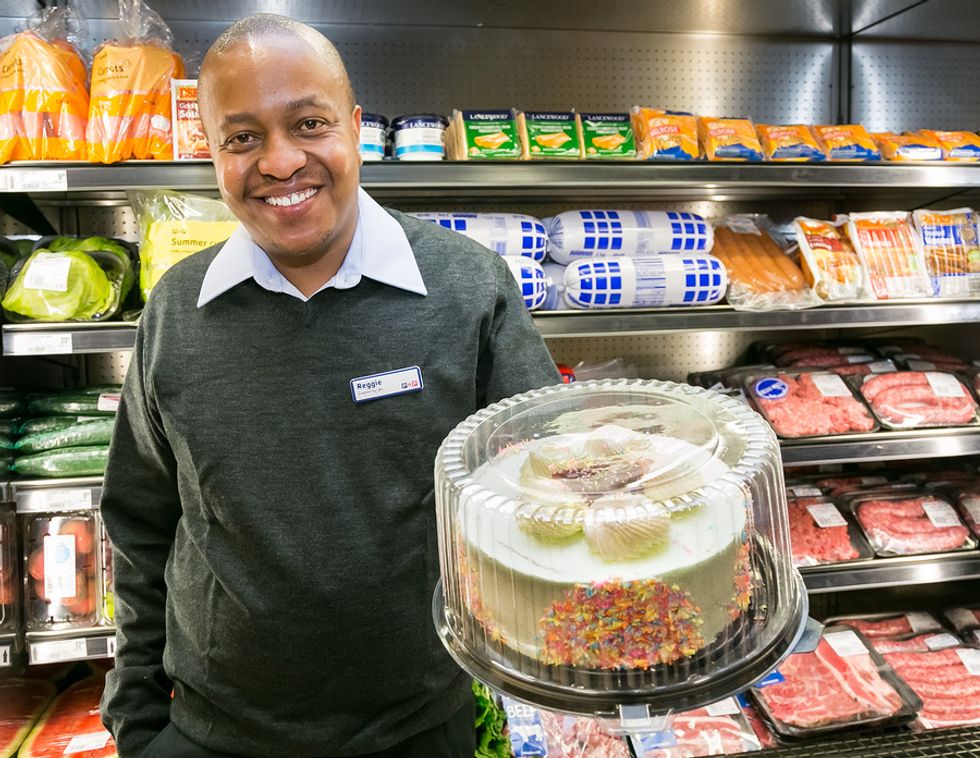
[2,249,121,321]
[473,680,510,758]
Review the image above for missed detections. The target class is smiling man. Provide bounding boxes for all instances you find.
[99,14,559,758]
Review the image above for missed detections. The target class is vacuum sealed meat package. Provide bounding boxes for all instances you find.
[846,212,931,299]
[825,612,944,639]
[911,208,980,298]
[851,494,976,556]
[745,371,876,438]
[857,371,978,429]
[882,649,980,729]
[870,632,962,655]
[630,700,762,757]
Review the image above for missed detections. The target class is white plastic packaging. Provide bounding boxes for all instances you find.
[503,256,549,311]
[410,212,547,261]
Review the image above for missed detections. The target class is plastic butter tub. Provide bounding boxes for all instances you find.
[391,114,448,160]
[359,113,388,161]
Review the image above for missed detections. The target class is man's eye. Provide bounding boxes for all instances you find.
[226,133,255,146]
[301,119,326,131]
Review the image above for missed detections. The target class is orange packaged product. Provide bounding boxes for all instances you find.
[0,7,89,163]
[756,124,826,162]
[846,212,931,299]
[813,124,881,161]
[698,116,764,161]
[630,107,700,160]
[917,130,980,161]
[710,215,820,310]
[874,132,942,161]
[794,217,864,301]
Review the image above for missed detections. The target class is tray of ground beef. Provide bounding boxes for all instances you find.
[786,496,874,567]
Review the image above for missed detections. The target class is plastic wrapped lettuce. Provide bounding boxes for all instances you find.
[2,249,125,322]
[38,236,136,303]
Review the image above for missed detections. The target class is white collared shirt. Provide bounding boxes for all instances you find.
[197,187,427,307]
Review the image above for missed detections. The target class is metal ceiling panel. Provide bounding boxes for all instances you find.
[852,0,980,41]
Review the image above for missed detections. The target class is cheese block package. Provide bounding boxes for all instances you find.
[171,79,209,159]
[630,107,700,160]
[756,124,826,162]
[545,209,713,264]
[579,113,636,159]
[563,254,727,308]
[794,217,864,301]
[131,190,239,301]
[519,111,582,159]
[918,130,980,161]
[912,208,980,297]
[710,216,821,311]
[0,5,89,163]
[846,212,931,299]
[874,132,943,162]
[409,212,548,260]
[445,109,522,160]
[813,124,881,161]
[698,116,765,161]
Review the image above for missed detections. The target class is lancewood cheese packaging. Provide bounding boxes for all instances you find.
[445,109,523,160]
[519,111,582,159]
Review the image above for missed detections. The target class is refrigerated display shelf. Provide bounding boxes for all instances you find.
[0,632,15,667]
[780,428,980,466]
[25,628,115,665]
[11,479,103,512]
[801,551,980,594]
[733,724,980,757]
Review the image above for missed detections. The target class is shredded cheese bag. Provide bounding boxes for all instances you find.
[918,130,980,162]
[698,116,765,162]
[86,42,185,163]
[874,132,942,161]
[630,108,699,161]
[813,124,881,162]
[0,31,88,162]
[756,124,826,162]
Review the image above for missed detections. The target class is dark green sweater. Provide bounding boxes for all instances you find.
[100,210,560,757]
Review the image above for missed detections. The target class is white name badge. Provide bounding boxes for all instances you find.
[350,366,424,404]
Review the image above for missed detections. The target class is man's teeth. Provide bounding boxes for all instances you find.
[263,188,318,207]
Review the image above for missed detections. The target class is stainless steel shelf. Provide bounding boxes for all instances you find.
[2,322,138,355]
[25,627,115,664]
[12,478,103,512]
[801,551,980,593]
[780,428,980,466]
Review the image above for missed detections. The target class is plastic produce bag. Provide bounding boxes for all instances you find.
[15,418,115,455]
[563,254,726,308]
[0,4,89,163]
[86,0,184,163]
[409,212,547,260]
[38,236,136,304]
[131,190,239,301]
[1,249,125,322]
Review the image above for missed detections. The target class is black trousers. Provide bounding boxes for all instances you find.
[141,699,476,758]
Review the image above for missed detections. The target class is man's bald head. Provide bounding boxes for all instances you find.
[199,13,355,112]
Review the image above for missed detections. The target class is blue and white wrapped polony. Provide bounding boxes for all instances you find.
[410,212,548,261]
[563,254,727,309]
[545,210,714,265]
[503,256,549,311]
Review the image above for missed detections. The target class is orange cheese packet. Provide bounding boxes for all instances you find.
[698,117,764,161]
[812,124,880,162]
[756,124,826,162]
[630,108,699,160]
[86,42,185,163]
[874,132,942,161]
[0,31,88,162]
[917,130,980,162]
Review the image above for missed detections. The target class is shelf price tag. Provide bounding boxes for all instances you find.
[30,637,88,664]
[0,644,10,666]
[906,612,941,633]
[37,488,94,511]
[0,168,68,192]
[4,331,73,355]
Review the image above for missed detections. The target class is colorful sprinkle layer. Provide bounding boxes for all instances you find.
[726,540,753,621]
[539,578,705,669]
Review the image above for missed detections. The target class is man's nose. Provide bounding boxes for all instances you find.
[257,131,307,179]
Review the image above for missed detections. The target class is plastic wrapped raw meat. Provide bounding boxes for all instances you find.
[852,495,974,556]
[787,498,870,567]
[739,705,777,749]
[882,649,980,729]
[0,505,17,631]
[0,679,57,758]
[846,212,931,299]
[956,491,980,537]
[825,612,944,639]
[750,629,918,738]
[630,703,761,757]
[503,698,630,758]
[746,372,876,438]
[871,632,962,655]
[858,371,978,429]
[944,607,980,633]
[794,218,864,301]
[17,676,116,757]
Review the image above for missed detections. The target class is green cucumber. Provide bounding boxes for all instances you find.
[18,416,95,435]
[27,394,115,417]
[15,418,115,454]
[0,396,24,419]
[13,446,109,477]
[0,420,18,438]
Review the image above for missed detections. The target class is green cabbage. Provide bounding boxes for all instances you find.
[2,249,119,321]
[46,236,135,301]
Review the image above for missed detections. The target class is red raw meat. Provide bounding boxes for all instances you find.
[861,372,927,402]
[872,634,946,654]
[831,364,873,377]
[636,714,750,757]
[0,679,57,758]
[882,650,980,728]
[740,706,777,749]
[816,476,888,490]
[756,638,902,730]
[835,615,919,638]
[754,373,875,438]
[856,497,970,555]
[538,711,630,758]
[788,501,860,566]
[18,676,116,758]
[861,372,977,427]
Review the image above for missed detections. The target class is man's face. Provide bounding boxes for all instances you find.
[200,36,361,265]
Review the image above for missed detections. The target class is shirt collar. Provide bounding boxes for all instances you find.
[197,187,426,308]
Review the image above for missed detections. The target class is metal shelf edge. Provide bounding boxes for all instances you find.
[780,429,980,465]
[801,552,980,593]
[25,628,116,664]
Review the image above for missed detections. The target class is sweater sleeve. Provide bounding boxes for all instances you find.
[100,316,181,758]
[477,255,562,405]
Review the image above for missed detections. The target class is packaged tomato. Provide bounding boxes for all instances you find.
[812,124,881,161]
[630,107,700,161]
[846,212,931,299]
[911,208,980,298]
[0,504,17,632]
[918,129,980,161]
[857,371,978,429]
[874,132,943,161]
[698,116,764,161]
[756,124,826,161]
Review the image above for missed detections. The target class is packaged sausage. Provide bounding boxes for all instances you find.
[812,124,881,161]
[710,216,821,310]
[955,490,980,538]
[756,124,826,162]
[873,132,943,161]
[849,493,976,557]
[881,648,980,729]
[409,212,548,260]
[744,371,877,439]
[503,256,549,311]
[857,371,978,429]
[444,109,523,160]
[545,210,713,264]
[579,113,637,159]
[869,632,963,655]
[846,212,932,299]
[918,130,980,161]
[519,111,583,159]
[786,496,874,567]
[630,108,700,161]
[911,208,980,298]
[698,116,765,161]
[793,216,865,300]
[563,254,726,309]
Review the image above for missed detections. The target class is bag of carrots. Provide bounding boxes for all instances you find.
[711,215,822,311]
[0,5,89,163]
[86,0,184,163]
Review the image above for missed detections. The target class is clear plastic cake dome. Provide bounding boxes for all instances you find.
[433,379,809,720]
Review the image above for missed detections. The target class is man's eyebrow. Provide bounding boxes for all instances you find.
[221,112,257,126]
[287,96,329,111]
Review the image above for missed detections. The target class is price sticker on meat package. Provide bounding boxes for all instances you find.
[956,648,980,676]
[806,502,849,528]
[925,372,966,398]
[824,630,869,657]
[811,373,853,397]
[924,633,961,651]
[65,732,111,754]
[789,485,823,497]
[922,501,963,529]
[906,611,941,633]
[705,697,741,717]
